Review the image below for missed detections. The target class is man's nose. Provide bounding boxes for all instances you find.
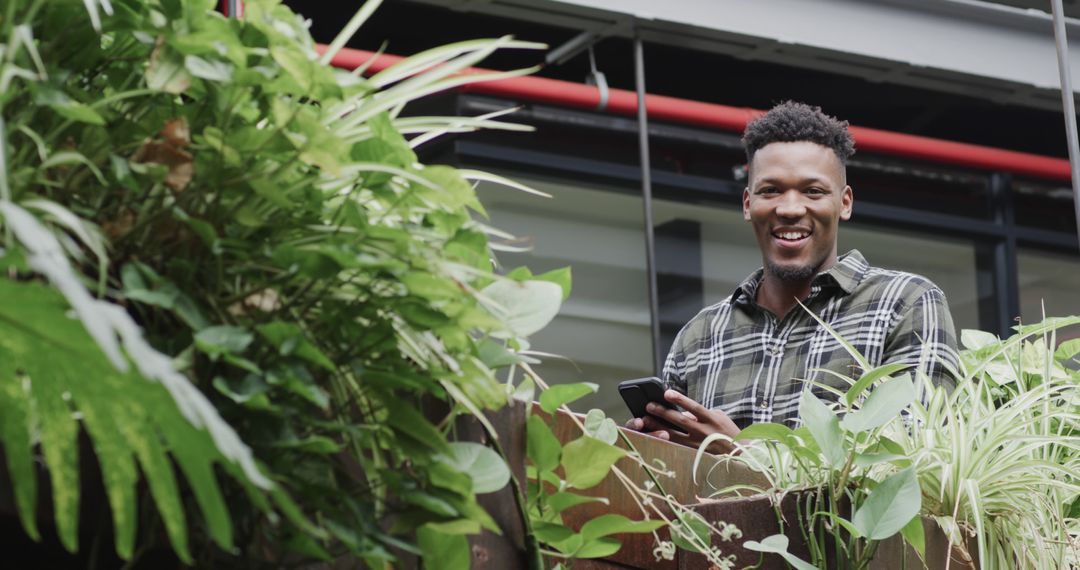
[775,190,807,218]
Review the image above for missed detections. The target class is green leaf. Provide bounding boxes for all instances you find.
[1054,338,1080,362]
[547,492,608,514]
[195,325,254,359]
[438,442,510,494]
[733,422,795,443]
[742,534,817,570]
[184,55,233,82]
[580,514,665,541]
[845,361,911,406]
[424,519,481,535]
[482,279,563,339]
[574,537,622,558]
[961,329,999,351]
[270,45,316,91]
[511,375,536,403]
[0,376,38,541]
[283,532,332,561]
[840,374,916,433]
[420,165,479,211]
[214,375,273,410]
[273,436,341,454]
[669,510,710,553]
[533,521,575,543]
[478,339,535,369]
[256,321,336,371]
[49,101,106,125]
[852,467,922,540]
[799,390,846,467]
[853,451,908,468]
[34,370,82,553]
[0,280,273,561]
[383,397,450,454]
[145,47,191,93]
[404,491,459,518]
[900,514,926,560]
[583,409,618,445]
[561,435,625,489]
[526,414,561,474]
[539,382,597,413]
[402,272,460,300]
[418,524,471,569]
[532,267,572,301]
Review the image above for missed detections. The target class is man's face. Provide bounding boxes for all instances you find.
[743,141,853,282]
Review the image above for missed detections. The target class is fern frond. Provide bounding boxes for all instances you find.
[0,278,261,561]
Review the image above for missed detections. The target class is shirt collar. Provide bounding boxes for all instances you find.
[731,249,868,305]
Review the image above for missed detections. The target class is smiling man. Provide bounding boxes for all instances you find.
[628,101,959,453]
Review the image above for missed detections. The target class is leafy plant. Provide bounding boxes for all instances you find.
[0,0,584,565]
[521,371,744,568]
[703,314,1080,569]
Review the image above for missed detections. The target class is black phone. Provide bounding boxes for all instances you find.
[618,377,681,431]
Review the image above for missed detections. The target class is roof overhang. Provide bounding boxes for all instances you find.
[413,0,1080,111]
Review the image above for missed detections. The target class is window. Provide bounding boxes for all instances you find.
[476,173,653,417]
[1017,248,1080,329]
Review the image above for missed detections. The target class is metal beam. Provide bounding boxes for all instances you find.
[1051,0,1080,253]
[634,37,663,376]
[545,31,601,66]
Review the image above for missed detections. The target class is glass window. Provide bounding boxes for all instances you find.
[838,224,980,332]
[475,173,653,417]
[1018,248,1080,327]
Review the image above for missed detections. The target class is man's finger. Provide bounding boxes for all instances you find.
[664,389,710,417]
[644,429,670,441]
[646,402,694,428]
[624,417,644,431]
[640,414,689,436]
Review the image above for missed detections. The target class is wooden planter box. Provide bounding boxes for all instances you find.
[545,409,977,570]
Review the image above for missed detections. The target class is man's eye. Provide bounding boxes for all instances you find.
[758,187,779,194]
[806,187,826,195]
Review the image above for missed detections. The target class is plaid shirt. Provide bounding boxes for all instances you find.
[662,250,958,429]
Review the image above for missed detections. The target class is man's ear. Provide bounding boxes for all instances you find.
[742,188,751,221]
[840,185,854,221]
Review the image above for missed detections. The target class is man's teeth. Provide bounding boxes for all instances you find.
[776,232,808,240]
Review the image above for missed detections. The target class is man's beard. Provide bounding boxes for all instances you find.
[766,260,818,282]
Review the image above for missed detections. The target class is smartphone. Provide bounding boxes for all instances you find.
[618,377,681,431]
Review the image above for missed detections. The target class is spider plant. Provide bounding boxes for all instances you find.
[696,314,1080,569]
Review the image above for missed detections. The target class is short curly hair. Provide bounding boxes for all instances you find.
[742,101,855,166]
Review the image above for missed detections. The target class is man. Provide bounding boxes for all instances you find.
[628,101,959,453]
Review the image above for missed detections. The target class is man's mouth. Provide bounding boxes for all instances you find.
[771,229,811,243]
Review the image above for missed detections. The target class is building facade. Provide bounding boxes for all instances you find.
[289,0,1080,414]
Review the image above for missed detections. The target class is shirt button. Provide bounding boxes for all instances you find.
[759,399,770,409]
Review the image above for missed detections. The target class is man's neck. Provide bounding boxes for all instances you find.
[755,253,840,319]
[755,274,813,320]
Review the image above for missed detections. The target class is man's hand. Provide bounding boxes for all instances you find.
[623,389,740,454]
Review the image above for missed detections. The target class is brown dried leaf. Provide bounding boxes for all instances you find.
[133,118,194,192]
[102,208,136,241]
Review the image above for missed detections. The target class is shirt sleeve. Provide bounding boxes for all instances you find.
[662,328,689,396]
[881,285,959,393]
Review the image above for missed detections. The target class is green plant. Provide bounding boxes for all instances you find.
[0,0,589,566]
[520,370,744,568]
[702,314,1080,569]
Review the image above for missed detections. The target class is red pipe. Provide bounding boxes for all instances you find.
[319,45,1071,182]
